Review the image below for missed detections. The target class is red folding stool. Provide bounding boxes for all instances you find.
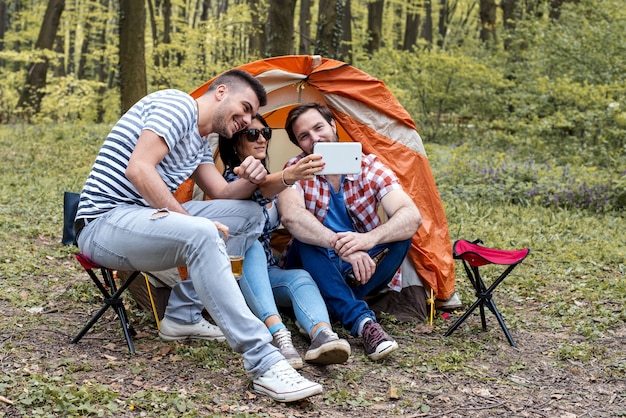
[444,239,530,347]
[72,253,141,354]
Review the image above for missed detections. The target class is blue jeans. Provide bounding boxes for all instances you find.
[284,239,412,336]
[76,200,282,378]
[237,240,331,338]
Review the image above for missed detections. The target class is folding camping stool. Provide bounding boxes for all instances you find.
[71,253,141,354]
[444,239,530,347]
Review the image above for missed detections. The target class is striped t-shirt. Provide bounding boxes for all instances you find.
[76,89,213,219]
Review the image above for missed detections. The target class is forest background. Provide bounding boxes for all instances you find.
[0,0,624,416]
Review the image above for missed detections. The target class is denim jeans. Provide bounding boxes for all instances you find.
[237,240,331,338]
[76,200,282,378]
[284,238,412,336]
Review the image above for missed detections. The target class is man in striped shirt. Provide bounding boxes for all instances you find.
[277,103,423,362]
[74,70,322,403]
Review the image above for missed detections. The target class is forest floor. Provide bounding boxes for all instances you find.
[1,240,624,417]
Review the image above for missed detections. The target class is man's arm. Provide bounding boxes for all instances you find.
[333,189,422,257]
[126,130,188,214]
[276,188,336,248]
[193,155,267,199]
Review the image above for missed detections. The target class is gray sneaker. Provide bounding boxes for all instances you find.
[304,328,351,365]
[252,359,322,402]
[271,328,303,370]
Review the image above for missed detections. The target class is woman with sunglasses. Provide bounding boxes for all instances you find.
[218,114,351,369]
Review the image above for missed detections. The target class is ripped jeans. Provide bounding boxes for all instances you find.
[76,200,282,378]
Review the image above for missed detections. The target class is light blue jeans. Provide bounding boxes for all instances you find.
[237,240,331,338]
[76,200,282,378]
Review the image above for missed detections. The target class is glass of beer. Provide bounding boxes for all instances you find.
[227,238,245,280]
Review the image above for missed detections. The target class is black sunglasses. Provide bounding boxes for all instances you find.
[241,127,272,142]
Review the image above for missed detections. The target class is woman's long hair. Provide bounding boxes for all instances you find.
[217,113,270,172]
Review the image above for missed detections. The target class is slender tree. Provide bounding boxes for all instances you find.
[316,0,345,58]
[365,0,384,54]
[16,0,65,118]
[268,0,296,55]
[421,0,433,45]
[248,0,264,55]
[403,0,420,51]
[479,0,497,43]
[119,0,147,114]
[298,0,311,54]
[338,0,352,62]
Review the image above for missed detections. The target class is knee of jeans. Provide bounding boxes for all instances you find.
[286,271,318,291]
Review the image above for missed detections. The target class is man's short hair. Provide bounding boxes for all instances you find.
[285,103,334,146]
[208,69,267,107]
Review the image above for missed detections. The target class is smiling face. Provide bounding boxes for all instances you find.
[212,85,260,138]
[290,108,339,155]
[235,118,270,160]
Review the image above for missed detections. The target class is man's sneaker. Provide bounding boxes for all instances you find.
[252,359,323,402]
[361,320,398,361]
[304,328,351,365]
[158,317,225,342]
[271,328,303,369]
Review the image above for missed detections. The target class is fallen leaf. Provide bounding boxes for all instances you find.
[388,386,400,399]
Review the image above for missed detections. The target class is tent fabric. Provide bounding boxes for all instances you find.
[190,55,456,300]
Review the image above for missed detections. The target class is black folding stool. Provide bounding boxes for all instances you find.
[444,239,530,347]
[72,253,141,354]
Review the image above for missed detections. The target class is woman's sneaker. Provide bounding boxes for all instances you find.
[158,317,225,341]
[271,328,303,369]
[252,359,323,402]
[304,328,351,365]
[361,321,398,361]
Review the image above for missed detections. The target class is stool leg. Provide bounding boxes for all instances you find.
[103,270,138,355]
[484,297,516,347]
[72,270,140,355]
[444,297,483,337]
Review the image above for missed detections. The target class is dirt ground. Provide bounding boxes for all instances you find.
[1,265,625,418]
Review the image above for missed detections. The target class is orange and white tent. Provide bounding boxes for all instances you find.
[191,55,456,300]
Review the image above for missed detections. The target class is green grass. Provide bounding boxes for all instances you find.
[1,123,624,416]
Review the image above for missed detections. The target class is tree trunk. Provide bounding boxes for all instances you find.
[479,0,497,44]
[315,0,344,59]
[421,0,432,45]
[162,0,172,67]
[403,0,420,51]
[437,0,449,48]
[298,0,311,55]
[268,0,296,56]
[365,0,384,55]
[248,0,265,56]
[0,0,7,54]
[550,0,579,21]
[338,0,352,62]
[501,0,516,49]
[147,0,159,66]
[16,0,65,118]
[119,0,147,115]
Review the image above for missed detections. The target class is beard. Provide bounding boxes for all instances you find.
[212,102,234,138]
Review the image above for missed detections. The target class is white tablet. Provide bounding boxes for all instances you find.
[313,142,362,175]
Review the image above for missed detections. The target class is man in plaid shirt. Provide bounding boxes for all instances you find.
[277,103,422,361]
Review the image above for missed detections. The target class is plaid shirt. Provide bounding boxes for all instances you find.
[283,152,404,290]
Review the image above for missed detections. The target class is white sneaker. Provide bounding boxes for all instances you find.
[158,317,226,342]
[252,359,323,402]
